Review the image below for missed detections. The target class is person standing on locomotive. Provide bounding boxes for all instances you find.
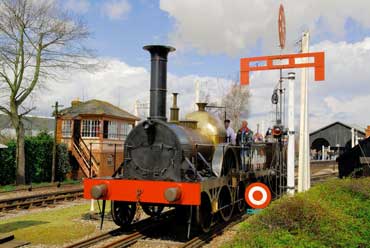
[236,120,254,170]
[224,119,236,144]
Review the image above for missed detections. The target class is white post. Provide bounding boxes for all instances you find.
[90,199,95,212]
[298,31,310,192]
[134,100,139,125]
[287,72,296,195]
[351,128,355,148]
[322,145,325,161]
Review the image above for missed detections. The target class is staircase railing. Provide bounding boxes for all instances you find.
[78,137,99,167]
[72,137,99,177]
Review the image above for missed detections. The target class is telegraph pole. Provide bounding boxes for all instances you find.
[298,31,310,192]
[52,101,63,183]
[287,72,296,195]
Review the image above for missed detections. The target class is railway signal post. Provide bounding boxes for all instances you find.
[298,31,310,192]
[240,51,325,196]
[287,72,296,195]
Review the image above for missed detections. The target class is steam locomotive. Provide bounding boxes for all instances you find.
[84,45,287,235]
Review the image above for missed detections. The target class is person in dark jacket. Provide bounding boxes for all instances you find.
[236,120,253,170]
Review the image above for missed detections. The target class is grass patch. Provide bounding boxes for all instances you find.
[225,178,370,248]
[0,201,107,245]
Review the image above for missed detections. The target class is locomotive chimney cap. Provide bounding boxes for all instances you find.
[143,45,176,54]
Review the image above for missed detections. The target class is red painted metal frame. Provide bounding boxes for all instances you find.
[84,178,201,205]
[240,52,325,85]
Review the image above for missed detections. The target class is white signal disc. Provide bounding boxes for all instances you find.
[245,182,272,209]
[248,186,267,206]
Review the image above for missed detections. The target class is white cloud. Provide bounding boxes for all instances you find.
[64,0,90,14]
[102,0,131,20]
[160,0,370,56]
[30,57,234,122]
[28,37,370,134]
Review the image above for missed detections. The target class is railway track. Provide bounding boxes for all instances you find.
[65,172,337,248]
[311,172,338,183]
[179,214,248,248]
[65,210,175,248]
[0,187,83,212]
[0,182,81,195]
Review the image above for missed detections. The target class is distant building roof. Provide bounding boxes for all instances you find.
[59,99,139,121]
[310,121,365,136]
[0,114,54,131]
[309,121,366,149]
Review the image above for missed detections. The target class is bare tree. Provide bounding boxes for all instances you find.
[0,0,94,184]
[221,83,251,131]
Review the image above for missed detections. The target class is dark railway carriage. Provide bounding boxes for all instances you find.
[84,45,287,235]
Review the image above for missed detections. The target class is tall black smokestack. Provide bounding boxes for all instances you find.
[143,45,175,121]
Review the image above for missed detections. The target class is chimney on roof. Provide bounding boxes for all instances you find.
[366,126,370,138]
[71,99,82,108]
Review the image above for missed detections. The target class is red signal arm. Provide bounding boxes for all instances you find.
[240,52,325,85]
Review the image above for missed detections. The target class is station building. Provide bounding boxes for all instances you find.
[56,99,139,178]
[309,122,366,160]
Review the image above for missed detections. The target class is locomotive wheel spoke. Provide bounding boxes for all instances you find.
[111,201,136,228]
[196,194,213,233]
[219,186,234,222]
[236,183,246,213]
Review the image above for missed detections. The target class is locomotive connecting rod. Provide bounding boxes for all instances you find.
[143,45,176,121]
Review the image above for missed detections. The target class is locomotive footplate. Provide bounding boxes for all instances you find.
[84,178,201,205]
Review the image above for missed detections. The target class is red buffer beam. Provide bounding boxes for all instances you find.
[240,52,325,85]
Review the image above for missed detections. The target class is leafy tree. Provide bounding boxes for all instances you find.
[0,0,93,184]
[221,83,251,131]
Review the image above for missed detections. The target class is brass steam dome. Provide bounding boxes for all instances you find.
[185,103,226,144]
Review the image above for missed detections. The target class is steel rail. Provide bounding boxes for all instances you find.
[65,209,175,248]
[0,182,81,194]
[180,214,249,248]
[0,188,83,211]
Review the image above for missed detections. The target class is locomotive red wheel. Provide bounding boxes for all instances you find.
[196,193,213,233]
[218,186,234,222]
[141,204,164,217]
[111,201,136,228]
[235,183,246,213]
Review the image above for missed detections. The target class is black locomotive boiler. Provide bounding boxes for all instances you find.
[84,45,287,235]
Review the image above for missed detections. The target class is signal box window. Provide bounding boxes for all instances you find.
[62,120,72,137]
[103,121,118,139]
[82,120,100,137]
[119,123,132,140]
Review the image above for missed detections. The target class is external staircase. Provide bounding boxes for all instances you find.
[71,137,99,177]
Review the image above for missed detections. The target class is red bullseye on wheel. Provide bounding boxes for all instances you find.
[245,183,271,209]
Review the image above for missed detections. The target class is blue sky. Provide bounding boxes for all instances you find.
[78,0,370,78]
[74,0,266,78]
[30,0,370,131]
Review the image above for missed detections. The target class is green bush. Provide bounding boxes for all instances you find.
[0,140,16,185]
[0,132,71,185]
[226,178,370,248]
[56,143,71,181]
